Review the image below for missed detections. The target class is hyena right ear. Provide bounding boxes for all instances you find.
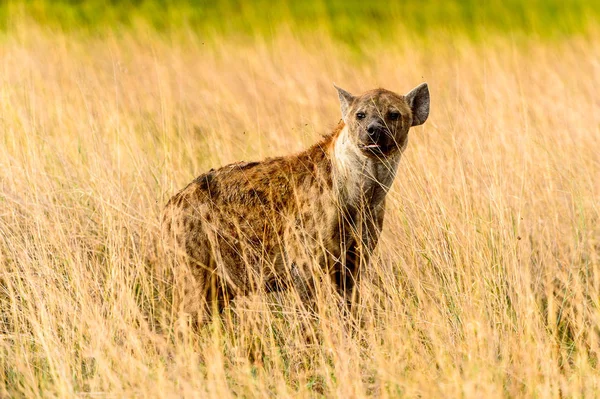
[405,83,430,126]
[334,84,354,123]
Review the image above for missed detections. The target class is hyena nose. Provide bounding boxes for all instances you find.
[367,122,385,137]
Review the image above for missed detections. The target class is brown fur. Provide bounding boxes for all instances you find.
[162,84,430,325]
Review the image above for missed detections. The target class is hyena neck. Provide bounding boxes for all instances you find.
[330,123,401,209]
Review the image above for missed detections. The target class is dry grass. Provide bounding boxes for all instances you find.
[0,21,599,398]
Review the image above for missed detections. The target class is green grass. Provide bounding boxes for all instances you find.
[2,0,599,44]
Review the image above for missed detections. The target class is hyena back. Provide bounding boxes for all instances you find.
[162,83,430,324]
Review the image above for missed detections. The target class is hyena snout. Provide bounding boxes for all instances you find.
[366,120,389,139]
[360,119,398,153]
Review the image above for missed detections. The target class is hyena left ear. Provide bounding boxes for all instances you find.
[334,84,354,123]
[405,83,430,126]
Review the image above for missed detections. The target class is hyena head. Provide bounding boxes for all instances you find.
[334,83,430,157]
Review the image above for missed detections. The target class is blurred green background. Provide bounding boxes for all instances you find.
[2,0,599,44]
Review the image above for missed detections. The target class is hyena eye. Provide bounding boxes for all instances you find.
[356,112,366,120]
[389,111,401,121]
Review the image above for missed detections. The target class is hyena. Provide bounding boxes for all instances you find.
[162,83,430,325]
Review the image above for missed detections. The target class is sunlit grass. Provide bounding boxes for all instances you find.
[0,14,599,398]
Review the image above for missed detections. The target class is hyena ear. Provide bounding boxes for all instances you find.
[333,84,354,123]
[405,83,430,126]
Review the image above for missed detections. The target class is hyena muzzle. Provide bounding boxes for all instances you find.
[162,83,430,325]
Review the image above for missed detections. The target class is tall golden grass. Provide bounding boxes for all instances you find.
[1,21,599,397]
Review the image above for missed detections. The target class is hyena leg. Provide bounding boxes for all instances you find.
[173,249,227,332]
[290,262,317,310]
[341,203,386,312]
[337,249,359,305]
[173,263,208,331]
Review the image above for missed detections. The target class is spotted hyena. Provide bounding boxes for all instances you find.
[162,83,430,325]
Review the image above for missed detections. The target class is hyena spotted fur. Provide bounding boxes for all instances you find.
[162,83,430,325]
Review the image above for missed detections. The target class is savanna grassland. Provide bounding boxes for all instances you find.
[1,1,599,397]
